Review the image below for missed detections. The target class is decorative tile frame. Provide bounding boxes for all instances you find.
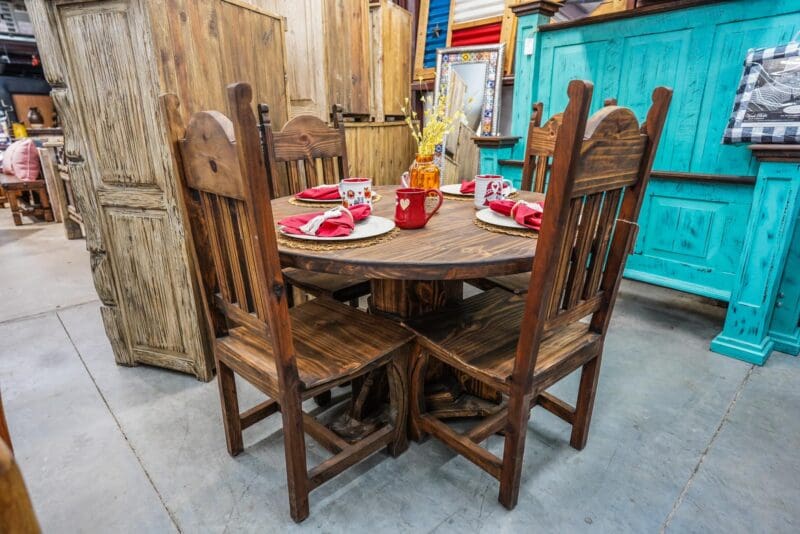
[434,43,505,137]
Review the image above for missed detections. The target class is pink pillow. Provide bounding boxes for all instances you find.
[2,142,17,175]
[3,139,40,181]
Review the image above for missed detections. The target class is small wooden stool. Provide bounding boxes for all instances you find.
[0,176,54,226]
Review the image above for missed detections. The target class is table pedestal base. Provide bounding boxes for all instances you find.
[371,279,502,419]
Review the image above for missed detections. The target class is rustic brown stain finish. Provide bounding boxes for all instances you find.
[162,83,415,523]
[270,187,546,280]
[407,80,673,510]
[258,103,371,305]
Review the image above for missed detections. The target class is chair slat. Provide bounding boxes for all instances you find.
[563,193,603,308]
[322,158,336,185]
[217,197,250,312]
[583,188,622,300]
[235,200,268,319]
[201,192,233,304]
[547,198,583,317]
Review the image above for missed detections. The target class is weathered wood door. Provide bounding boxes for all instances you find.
[26,0,289,380]
[258,0,329,119]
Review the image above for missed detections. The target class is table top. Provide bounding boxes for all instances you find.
[271,185,544,280]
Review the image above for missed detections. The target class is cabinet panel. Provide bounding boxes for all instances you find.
[58,1,164,188]
[104,208,194,356]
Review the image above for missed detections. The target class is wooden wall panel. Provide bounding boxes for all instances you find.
[345,122,415,185]
[324,0,372,116]
[370,0,411,120]
[258,0,328,118]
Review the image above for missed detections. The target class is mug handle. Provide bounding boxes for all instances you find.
[401,172,410,188]
[424,189,444,222]
[501,179,514,195]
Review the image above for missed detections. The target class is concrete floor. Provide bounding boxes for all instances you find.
[1,214,799,533]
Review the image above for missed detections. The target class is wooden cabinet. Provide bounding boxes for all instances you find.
[26,0,289,380]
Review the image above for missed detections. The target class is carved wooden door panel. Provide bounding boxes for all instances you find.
[30,0,213,379]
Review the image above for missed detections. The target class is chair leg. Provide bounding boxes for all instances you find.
[408,344,428,442]
[498,390,532,510]
[279,387,310,522]
[570,352,602,451]
[216,360,243,456]
[386,347,410,457]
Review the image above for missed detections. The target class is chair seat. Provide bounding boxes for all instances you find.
[283,268,370,301]
[483,272,531,295]
[216,297,414,394]
[406,288,601,389]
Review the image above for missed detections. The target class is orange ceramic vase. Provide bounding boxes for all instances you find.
[408,154,441,190]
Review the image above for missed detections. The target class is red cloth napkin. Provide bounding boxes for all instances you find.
[489,200,545,230]
[459,180,476,194]
[278,204,371,237]
[295,184,341,200]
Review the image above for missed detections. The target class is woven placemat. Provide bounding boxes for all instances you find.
[277,227,399,251]
[474,218,538,239]
[287,194,383,208]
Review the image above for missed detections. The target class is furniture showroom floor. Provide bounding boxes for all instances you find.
[1,214,798,533]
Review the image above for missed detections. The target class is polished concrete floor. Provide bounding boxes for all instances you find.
[1,214,799,533]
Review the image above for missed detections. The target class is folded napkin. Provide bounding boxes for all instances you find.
[489,200,545,230]
[295,184,341,200]
[459,180,476,194]
[278,204,371,237]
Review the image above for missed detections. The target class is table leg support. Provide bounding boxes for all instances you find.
[711,161,800,365]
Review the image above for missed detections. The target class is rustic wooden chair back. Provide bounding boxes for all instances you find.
[520,102,563,193]
[162,84,306,464]
[514,80,673,388]
[258,104,349,198]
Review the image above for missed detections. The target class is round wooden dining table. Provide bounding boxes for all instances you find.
[272,185,545,418]
[272,185,545,319]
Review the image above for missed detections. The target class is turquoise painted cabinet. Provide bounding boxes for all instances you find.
[480,0,800,363]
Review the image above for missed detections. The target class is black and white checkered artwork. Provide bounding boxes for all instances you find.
[723,41,800,144]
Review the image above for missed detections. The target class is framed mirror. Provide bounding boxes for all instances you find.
[435,43,504,137]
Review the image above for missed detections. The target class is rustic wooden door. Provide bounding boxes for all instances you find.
[27,0,290,380]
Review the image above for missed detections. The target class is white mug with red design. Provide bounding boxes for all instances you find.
[474,174,513,209]
[339,177,373,209]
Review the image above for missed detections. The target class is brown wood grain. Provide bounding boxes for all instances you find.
[167,84,415,522]
[272,186,545,279]
[406,80,673,511]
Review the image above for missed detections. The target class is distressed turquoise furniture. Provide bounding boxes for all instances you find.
[477,0,800,364]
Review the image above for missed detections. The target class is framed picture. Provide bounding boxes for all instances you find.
[435,44,504,138]
[723,41,800,144]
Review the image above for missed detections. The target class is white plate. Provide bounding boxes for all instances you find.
[440,183,517,197]
[475,207,532,231]
[293,195,342,203]
[279,215,395,241]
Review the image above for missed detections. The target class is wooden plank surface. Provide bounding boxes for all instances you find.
[345,122,416,185]
[272,185,544,279]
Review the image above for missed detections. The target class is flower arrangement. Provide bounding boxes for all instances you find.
[401,92,467,157]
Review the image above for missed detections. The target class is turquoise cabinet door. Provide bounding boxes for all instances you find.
[626,180,752,301]
[691,17,799,176]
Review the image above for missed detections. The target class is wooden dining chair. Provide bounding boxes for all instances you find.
[408,80,672,509]
[474,103,564,295]
[161,83,415,523]
[257,103,370,308]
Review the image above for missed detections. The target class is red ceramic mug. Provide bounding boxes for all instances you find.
[394,188,444,229]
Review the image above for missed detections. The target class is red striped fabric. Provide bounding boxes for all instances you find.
[450,22,502,47]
